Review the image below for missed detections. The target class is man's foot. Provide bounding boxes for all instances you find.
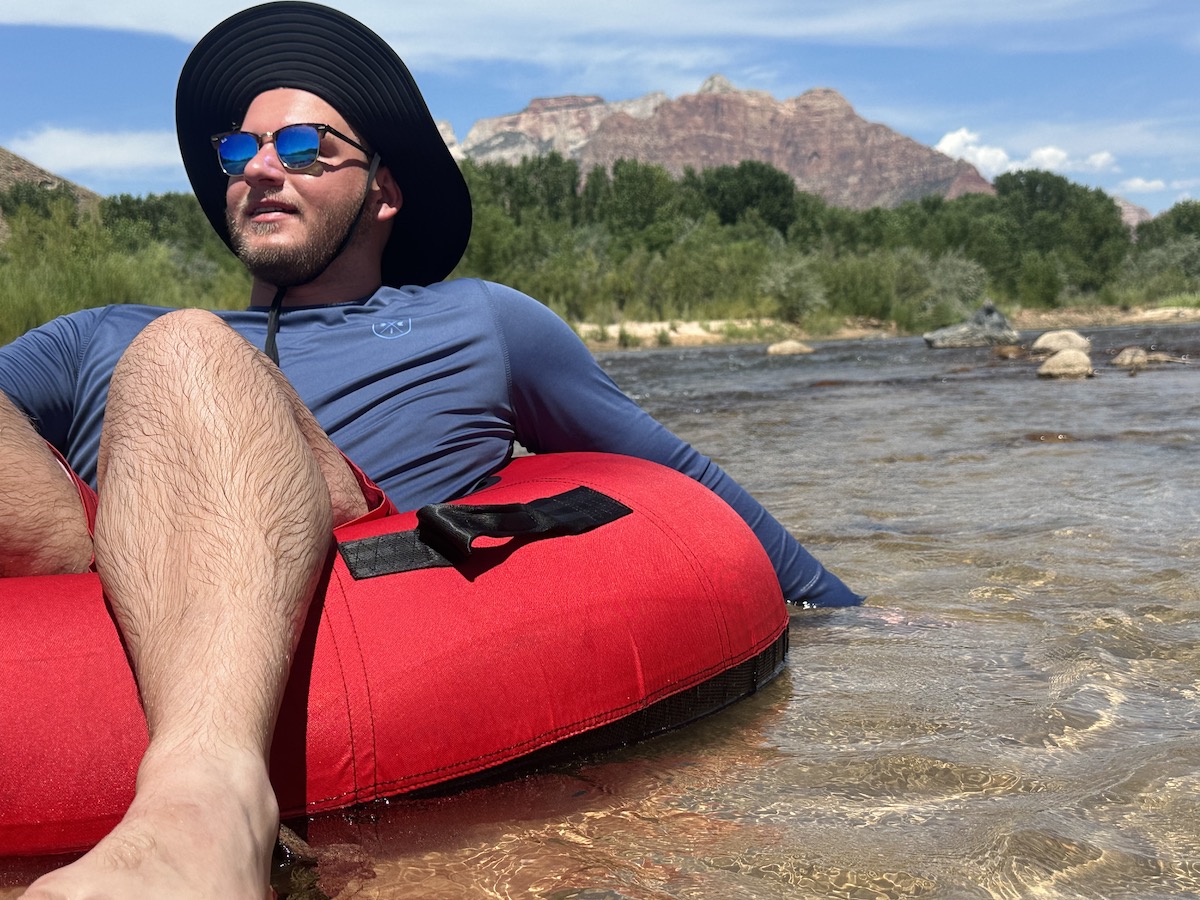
[21,748,279,900]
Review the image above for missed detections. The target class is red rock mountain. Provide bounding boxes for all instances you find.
[458,75,994,210]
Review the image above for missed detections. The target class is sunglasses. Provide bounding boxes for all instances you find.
[210,123,370,176]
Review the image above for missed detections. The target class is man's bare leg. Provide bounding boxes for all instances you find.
[0,393,92,576]
[22,310,366,900]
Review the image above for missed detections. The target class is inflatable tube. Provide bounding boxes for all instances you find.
[0,452,787,857]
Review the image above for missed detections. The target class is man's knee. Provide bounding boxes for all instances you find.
[118,309,250,378]
[102,309,273,468]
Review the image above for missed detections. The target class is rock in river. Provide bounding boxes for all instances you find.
[1037,348,1094,378]
[767,339,814,356]
[1031,329,1091,353]
[924,302,1021,348]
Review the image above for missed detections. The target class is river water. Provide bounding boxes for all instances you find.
[5,323,1199,898]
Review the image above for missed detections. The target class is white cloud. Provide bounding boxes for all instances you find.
[1118,177,1167,193]
[8,126,182,176]
[936,127,1121,178]
[935,128,1012,178]
[1083,151,1118,172]
[0,5,224,41]
[1025,145,1070,172]
[1024,147,1117,174]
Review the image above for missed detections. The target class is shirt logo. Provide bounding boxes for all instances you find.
[372,319,412,339]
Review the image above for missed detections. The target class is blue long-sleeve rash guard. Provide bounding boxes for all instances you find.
[0,279,860,606]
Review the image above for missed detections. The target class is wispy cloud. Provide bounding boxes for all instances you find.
[1117,177,1164,194]
[1,0,1188,56]
[9,127,182,177]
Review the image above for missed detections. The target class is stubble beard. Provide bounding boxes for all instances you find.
[227,192,364,288]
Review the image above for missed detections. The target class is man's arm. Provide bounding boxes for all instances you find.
[0,313,88,451]
[485,283,862,607]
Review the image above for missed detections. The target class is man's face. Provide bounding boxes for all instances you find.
[224,89,374,288]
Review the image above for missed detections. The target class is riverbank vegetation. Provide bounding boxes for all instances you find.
[2,158,1198,346]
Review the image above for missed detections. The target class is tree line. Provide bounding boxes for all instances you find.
[1,157,1198,347]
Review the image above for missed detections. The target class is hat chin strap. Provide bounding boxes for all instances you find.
[263,153,383,365]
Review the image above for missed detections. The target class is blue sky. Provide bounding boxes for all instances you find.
[0,0,1196,214]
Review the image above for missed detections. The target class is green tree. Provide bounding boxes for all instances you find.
[464,153,581,226]
[595,159,684,252]
[1136,200,1200,249]
[578,165,612,226]
[994,170,1129,294]
[696,161,798,236]
[787,192,832,252]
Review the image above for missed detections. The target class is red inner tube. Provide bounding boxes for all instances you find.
[0,453,787,857]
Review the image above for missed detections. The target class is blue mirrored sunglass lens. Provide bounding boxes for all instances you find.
[217,133,258,175]
[275,125,321,169]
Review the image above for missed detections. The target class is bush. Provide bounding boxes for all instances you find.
[759,252,828,324]
[1016,251,1065,307]
[921,251,988,328]
[0,193,248,345]
[1113,236,1200,305]
[813,251,895,321]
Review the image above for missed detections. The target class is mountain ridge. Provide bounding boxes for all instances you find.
[450,76,994,210]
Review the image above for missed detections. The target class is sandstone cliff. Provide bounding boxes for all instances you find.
[1115,196,1152,231]
[463,75,994,210]
[461,92,666,165]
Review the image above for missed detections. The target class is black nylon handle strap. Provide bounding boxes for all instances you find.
[418,487,632,556]
[338,485,632,580]
[416,502,555,556]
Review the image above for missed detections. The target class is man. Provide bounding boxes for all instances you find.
[8,3,859,896]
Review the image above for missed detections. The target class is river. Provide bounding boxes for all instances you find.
[5,323,1198,898]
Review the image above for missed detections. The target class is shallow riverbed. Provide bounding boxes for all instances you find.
[5,324,1199,899]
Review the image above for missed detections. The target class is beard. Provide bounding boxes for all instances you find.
[227,189,366,288]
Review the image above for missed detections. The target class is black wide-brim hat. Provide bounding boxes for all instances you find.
[176,1,471,288]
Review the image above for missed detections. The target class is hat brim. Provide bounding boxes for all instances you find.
[176,1,471,288]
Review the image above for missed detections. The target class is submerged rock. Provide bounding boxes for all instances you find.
[1031,329,1091,353]
[767,339,813,356]
[993,344,1026,359]
[924,303,1020,348]
[271,824,319,897]
[1112,346,1188,370]
[1112,347,1149,369]
[1037,348,1094,378]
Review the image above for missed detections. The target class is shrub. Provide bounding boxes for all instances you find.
[1115,236,1200,305]
[760,252,828,324]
